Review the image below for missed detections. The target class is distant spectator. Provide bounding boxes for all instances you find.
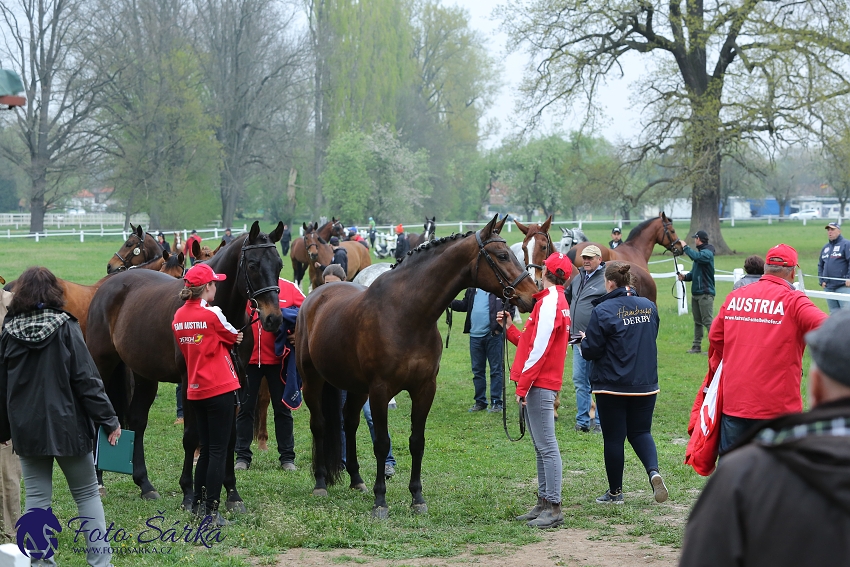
[394,224,409,262]
[280,224,292,257]
[221,228,235,245]
[609,227,622,249]
[732,255,764,290]
[156,231,171,254]
[818,222,850,313]
[314,236,348,277]
[184,230,202,266]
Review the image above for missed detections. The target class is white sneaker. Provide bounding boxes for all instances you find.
[650,471,668,503]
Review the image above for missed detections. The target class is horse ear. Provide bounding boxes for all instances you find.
[249,221,261,243]
[514,218,528,234]
[494,215,507,234]
[135,224,144,239]
[431,216,435,222]
[130,223,136,232]
[178,252,185,264]
[212,239,225,255]
[192,239,201,258]
[302,222,308,232]
[561,227,568,235]
[541,215,553,233]
[162,250,170,261]
[481,214,499,238]
[268,221,285,243]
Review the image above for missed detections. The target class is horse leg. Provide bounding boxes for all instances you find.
[365,393,391,519]
[343,391,368,494]
[408,378,437,514]
[254,377,270,451]
[224,397,246,513]
[125,376,160,499]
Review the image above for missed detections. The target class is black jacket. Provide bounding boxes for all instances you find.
[679,397,850,567]
[0,309,118,456]
[580,287,660,394]
[450,288,516,336]
[318,247,348,276]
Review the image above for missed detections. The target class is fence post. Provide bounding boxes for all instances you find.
[578,220,583,230]
[35,233,39,242]
[733,268,743,284]
[80,231,84,243]
[768,215,772,225]
[243,223,247,232]
[459,221,463,232]
[731,217,735,227]
[123,231,127,241]
[803,217,807,226]
[100,224,104,236]
[507,223,511,233]
[214,228,219,239]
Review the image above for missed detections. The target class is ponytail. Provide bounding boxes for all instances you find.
[604,261,634,288]
[178,284,206,301]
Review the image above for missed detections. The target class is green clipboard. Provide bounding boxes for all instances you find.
[95,426,134,475]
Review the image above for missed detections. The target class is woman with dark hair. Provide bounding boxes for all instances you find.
[0,267,120,567]
[732,255,765,290]
[580,262,667,505]
[172,263,242,526]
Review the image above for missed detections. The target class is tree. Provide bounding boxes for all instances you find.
[499,135,570,221]
[499,0,850,253]
[818,111,850,220]
[761,146,816,219]
[0,0,112,233]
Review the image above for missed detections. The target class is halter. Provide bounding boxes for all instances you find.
[522,230,553,276]
[238,240,281,307]
[303,233,321,259]
[660,218,681,256]
[112,233,151,271]
[424,219,435,241]
[474,232,530,300]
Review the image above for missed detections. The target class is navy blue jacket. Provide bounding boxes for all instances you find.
[580,287,660,395]
[274,306,301,409]
[818,234,850,290]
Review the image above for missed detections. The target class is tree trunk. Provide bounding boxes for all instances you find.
[29,193,46,235]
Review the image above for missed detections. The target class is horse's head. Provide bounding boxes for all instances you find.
[474,215,538,313]
[238,221,285,332]
[107,224,161,274]
[160,250,186,278]
[303,231,331,265]
[658,212,684,256]
[518,216,553,290]
[424,216,436,240]
[330,217,347,240]
[559,227,575,250]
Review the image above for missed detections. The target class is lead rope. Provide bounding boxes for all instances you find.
[501,298,525,442]
[444,307,453,348]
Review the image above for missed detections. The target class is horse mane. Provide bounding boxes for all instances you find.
[626,217,659,242]
[391,231,474,269]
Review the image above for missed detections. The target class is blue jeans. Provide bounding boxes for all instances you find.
[469,334,504,407]
[525,387,562,503]
[826,285,850,314]
[572,347,593,428]
[340,392,395,466]
[719,414,764,454]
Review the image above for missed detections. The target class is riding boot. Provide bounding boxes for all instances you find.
[515,496,547,521]
[527,500,563,529]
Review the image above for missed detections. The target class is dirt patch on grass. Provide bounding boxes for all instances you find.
[268,529,679,566]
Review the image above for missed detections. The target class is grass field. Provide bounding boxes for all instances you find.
[0,219,830,566]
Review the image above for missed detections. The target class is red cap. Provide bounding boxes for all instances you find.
[765,243,798,267]
[544,252,573,277]
[184,263,226,287]
[395,224,404,234]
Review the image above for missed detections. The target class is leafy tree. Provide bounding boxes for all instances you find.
[499,135,571,221]
[499,0,850,253]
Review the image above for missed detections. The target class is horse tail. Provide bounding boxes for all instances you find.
[105,363,133,426]
[292,259,305,285]
[315,381,344,486]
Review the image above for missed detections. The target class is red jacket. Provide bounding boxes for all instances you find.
[184,234,202,258]
[173,298,240,400]
[506,286,571,398]
[708,274,826,420]
[247,278,305,365]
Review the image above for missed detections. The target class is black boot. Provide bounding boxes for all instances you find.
[515,496,546,521]
[527,500,563,529]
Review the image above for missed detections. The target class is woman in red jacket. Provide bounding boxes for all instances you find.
[498,253,571,529]
[172,264,242,525]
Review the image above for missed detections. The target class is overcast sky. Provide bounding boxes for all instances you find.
[448,0,644,147]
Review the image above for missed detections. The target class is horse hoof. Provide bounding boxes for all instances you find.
[351,483,369,494]
[313,488,328,497]
[411,503,428,515]
[225,500,247,513]
[371,506,389,520]
[141,490,160,501]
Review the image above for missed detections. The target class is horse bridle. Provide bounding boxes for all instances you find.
[113,233,151,271]
[303,233,322,260]
[238,240,281,308]
[474,232,530,300]
[660,219,682,256]
[523,230,553,277]
[424,219,435,241]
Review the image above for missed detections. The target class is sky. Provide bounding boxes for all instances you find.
[448,0,645,147]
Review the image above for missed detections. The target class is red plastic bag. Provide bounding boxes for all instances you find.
[684,359,723,476]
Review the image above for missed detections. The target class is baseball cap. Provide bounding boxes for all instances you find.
[805,310,850,387]
[825,222,841,229]
[329,236,340,246]
[544,252,573,277]
[612,227,621,234]
[692,230,709,241]
[184,263,226,287]
[225,227,231,232]
[191,229,198,234]
[764,243,798,267]
[395,224,404,234]
[581,245,602,258]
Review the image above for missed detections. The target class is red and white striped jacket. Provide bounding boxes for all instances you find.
[507,286,571,398]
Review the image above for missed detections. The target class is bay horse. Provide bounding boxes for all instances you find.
[86,221,284,510]
[303,232,372,289]
[290,220,337,287]
[295,215,537,518]
[106,224,163,274]
[407,217,436,248]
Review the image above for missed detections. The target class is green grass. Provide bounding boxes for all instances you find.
[0,219,828,565]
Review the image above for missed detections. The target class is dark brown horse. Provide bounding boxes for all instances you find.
[290,220,337,287]
[303,232,372,289]
[106,224,163,274]
[295,215,537,518]
[86,222,284,510]
[407,217,436,248]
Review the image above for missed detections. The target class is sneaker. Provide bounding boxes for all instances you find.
[590,421,602,434]
[280,461,297,471]
[595,490,624,504]
[468,402,488,412]
[384,464,395,479]
[234,461,249,471]
[686,347,702,354]
[487,403,504,413]
[574,424,590,433]
[650,471,668,503]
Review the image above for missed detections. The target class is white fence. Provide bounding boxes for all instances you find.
[1,224,248,243]
[0,213,151,228]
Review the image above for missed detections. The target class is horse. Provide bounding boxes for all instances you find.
[159,250,186,278]
[85,221,284,510]
[290,220,337,287]
[407,217,436,248]
[106,224,163,274]
[303,232,372,289]
[295,214,537,518]
[351,263,393,286]
[553,227,588,252]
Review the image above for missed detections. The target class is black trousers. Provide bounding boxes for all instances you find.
[235,364,295,465]
[595,393,659,493]
[190,391,236,510]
